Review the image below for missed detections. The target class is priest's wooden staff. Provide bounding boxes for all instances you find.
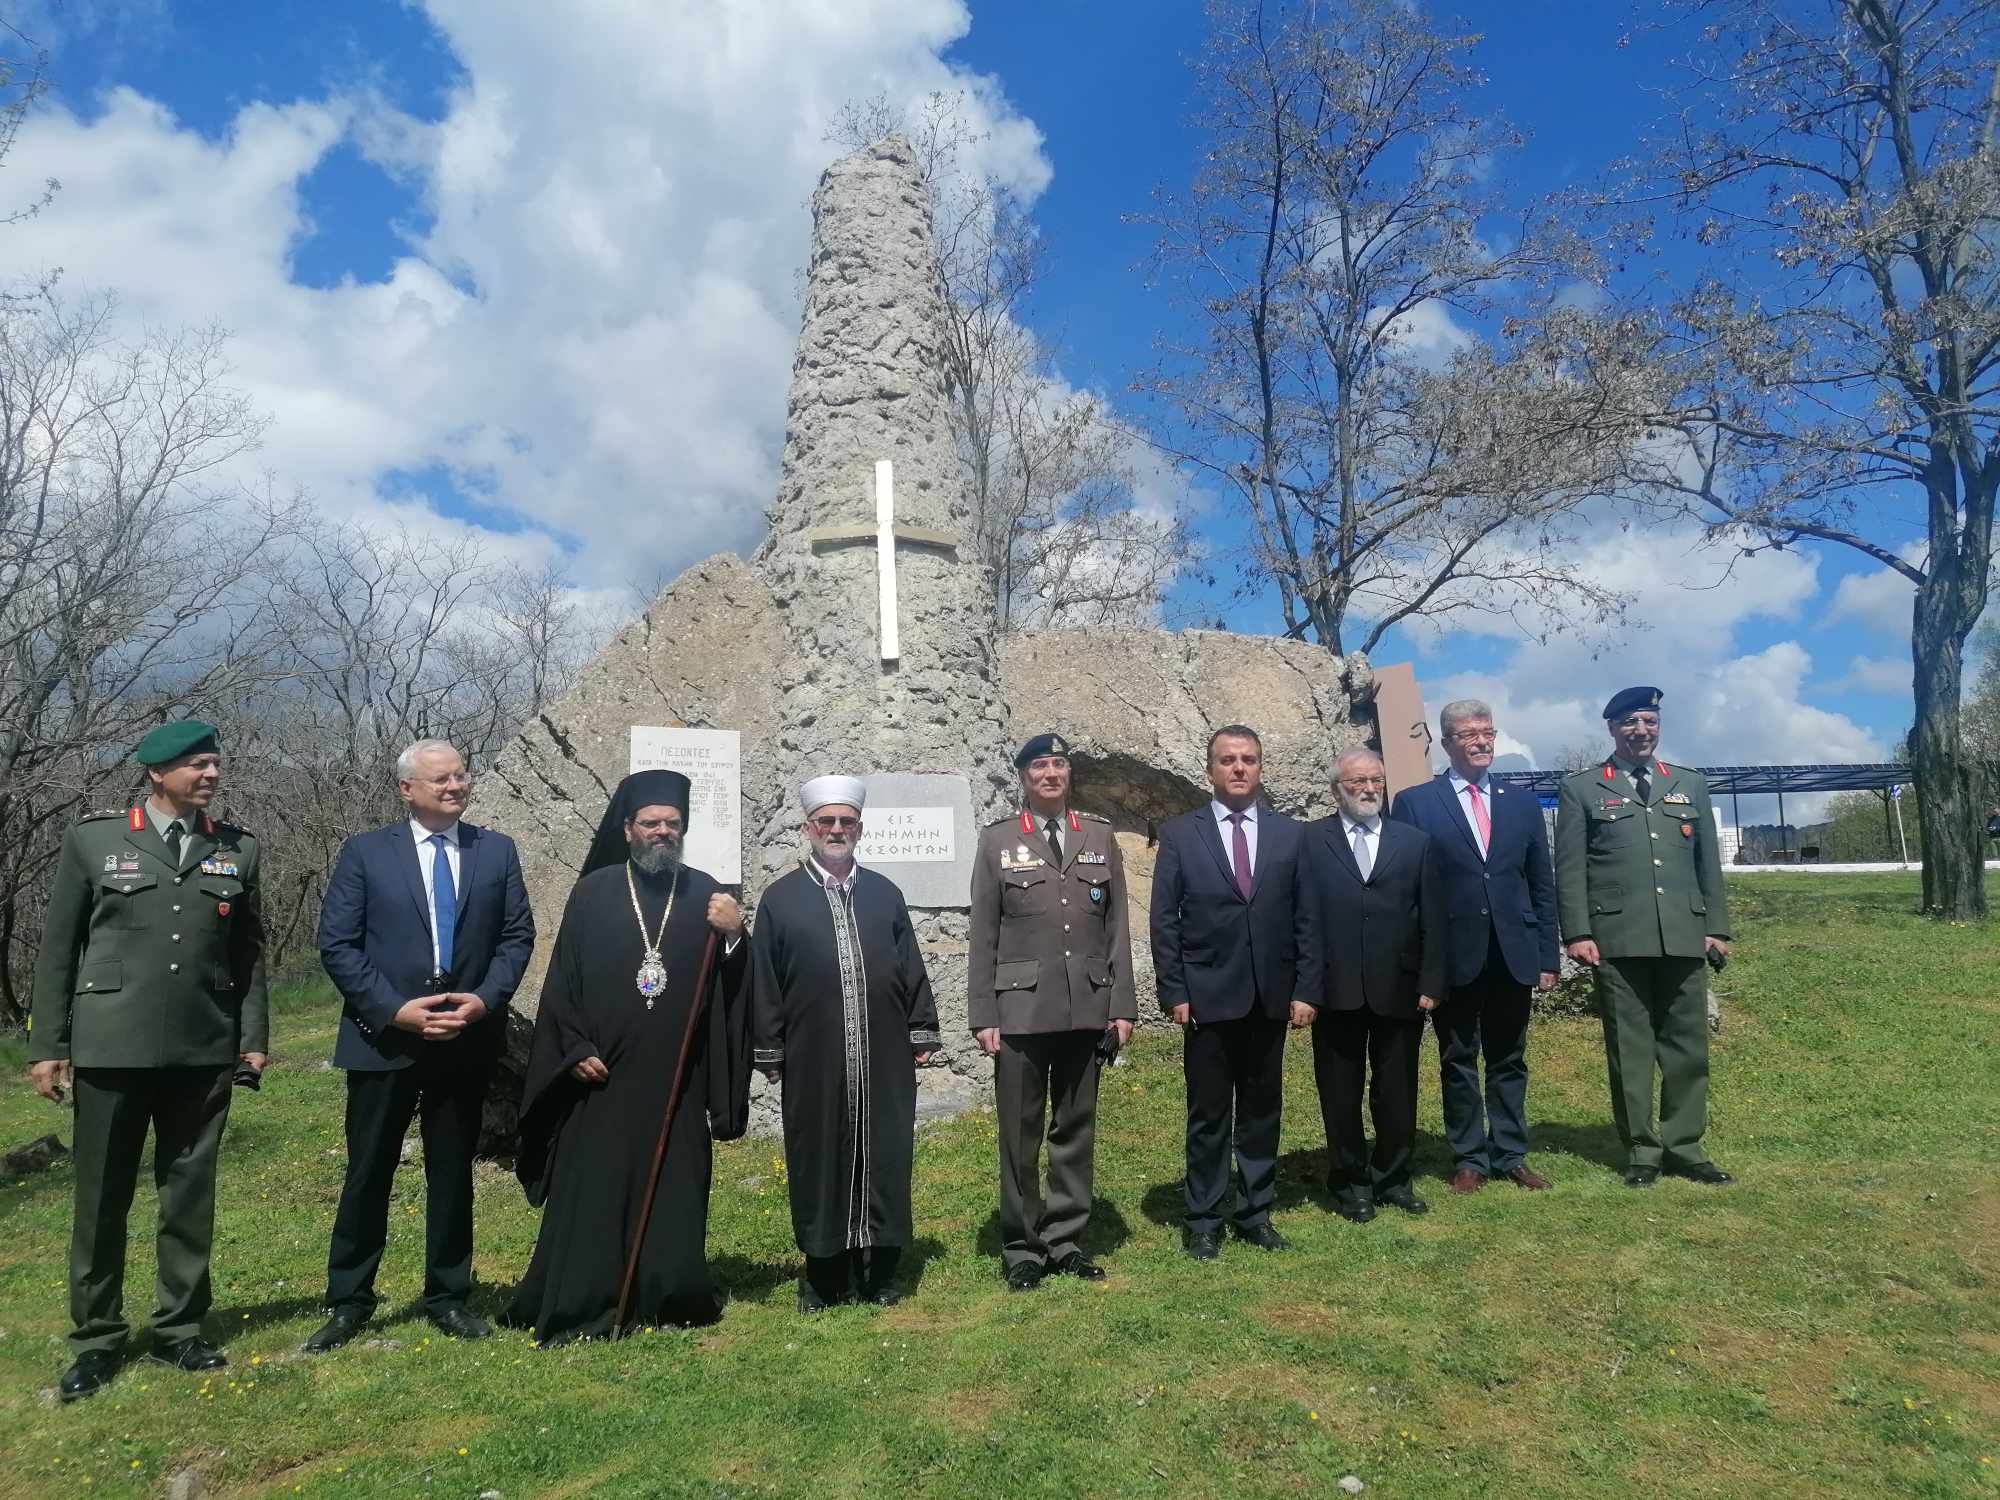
[614,927,722,1337]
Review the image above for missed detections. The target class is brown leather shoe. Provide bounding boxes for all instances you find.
[1503,1165,1552,1191]
[1450,1167,1487,1194]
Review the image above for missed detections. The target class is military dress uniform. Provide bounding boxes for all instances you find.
[1555,749,1727,1175]
[968,802,1136,1279]
[30,792,267,1361]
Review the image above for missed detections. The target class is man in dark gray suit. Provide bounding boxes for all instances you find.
[1298,749,1448,1223]
[1149,725,1312,1260]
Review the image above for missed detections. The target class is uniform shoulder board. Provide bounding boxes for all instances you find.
[1079,811,1111,824]
[79,806,124,823]
[983,816,1016,831]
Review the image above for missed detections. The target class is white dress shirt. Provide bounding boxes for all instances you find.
[1209,799,1260,873]
[411,818,462,973]
[1446,769,1491,857]
[807,853,860,894]
[1341,813,1383,877]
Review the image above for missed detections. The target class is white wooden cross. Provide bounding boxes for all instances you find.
[804,459,958,663]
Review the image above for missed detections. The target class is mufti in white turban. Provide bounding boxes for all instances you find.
[800,775,868,816]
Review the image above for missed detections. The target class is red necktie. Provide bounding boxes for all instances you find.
[1467,782,1491,852]
[1228,812,1253,900]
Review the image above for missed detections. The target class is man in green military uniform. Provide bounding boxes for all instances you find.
[1555,688,1732,1188]
[968,733,1135,1290]
[28,720,268,1402]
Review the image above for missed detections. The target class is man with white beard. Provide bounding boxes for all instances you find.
[1296,749,1448,1224]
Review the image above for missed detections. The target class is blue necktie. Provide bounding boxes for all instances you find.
[429,833,456,974]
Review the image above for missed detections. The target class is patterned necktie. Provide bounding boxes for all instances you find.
[1227,812,1253,899]
[1350,822,1373,881]
[1045,817,1063,867]
[429,833,456,973]
[164,819,184,867]
[1466,782,1491,853]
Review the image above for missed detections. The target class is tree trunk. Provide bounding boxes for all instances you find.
[1910,579,1988,919]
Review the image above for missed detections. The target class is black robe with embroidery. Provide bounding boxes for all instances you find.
[506,861,750,1343]
[750,864,939,1257]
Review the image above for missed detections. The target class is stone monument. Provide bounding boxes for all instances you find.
[474,135,1376,1146]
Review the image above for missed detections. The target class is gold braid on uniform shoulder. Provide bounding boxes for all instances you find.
[80,807,125,822]
[1078,811,1111,824]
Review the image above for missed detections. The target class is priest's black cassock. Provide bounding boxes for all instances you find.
[507,796,750,1344]
[751,862,940,1258]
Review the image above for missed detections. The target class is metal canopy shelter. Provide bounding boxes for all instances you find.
[1493,763,1914,858]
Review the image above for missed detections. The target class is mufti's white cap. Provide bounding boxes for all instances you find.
[800,775,867,816]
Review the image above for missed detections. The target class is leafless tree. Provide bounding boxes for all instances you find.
[1133,0,1629,657]
[0,290,294,1024]
[217,523,601,959]
[1557,0,1999,918]
[0,18,57,233]
[829,93,1191,628]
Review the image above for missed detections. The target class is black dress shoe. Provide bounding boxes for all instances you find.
[59,1349,119,1403]
[866,1286,906,1308]
[1379,1187,1429,1216]
[1006,1261,1046,1291]
[303,1311,368,1354]
[1230,1222,1292,1251]
[1624,1165,1661,1188]
[1333,1194,1376,1224]
[427,1307,492,1340]
[1666,1160,1734,1185]
[1051,1251,1107,1280]
[1182,1229,1222,1261]
[151,1336,226,1372]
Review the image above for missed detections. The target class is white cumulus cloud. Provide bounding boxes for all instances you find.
[8,1,1051,586]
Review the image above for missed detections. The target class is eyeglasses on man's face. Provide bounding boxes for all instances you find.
[1337,776,1387,790]
[1447,729,1497,745]
[810,816,862,831]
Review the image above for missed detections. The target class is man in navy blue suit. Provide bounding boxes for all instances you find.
[1388,700,1558,1194]
[304,740,535,1352]
[1149,725,1312,1260]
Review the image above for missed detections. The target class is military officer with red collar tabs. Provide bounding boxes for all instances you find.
[1555,687,1732,1189]
[28,719,267,1403]
[968,733,1136,1291]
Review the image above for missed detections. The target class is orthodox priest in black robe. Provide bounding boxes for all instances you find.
[505,770,751,1344]
[752,775,940,1311]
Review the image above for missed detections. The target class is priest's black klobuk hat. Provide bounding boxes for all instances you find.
[582,770,692,876]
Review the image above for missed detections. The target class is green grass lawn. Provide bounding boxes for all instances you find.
[2,871,1996,1498]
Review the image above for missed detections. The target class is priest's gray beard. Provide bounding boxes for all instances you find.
[627,838,683,878]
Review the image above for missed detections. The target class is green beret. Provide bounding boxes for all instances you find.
[135,719,221,767]
[1602,686,1663,722]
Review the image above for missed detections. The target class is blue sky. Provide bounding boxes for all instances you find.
[9,0,1953,798]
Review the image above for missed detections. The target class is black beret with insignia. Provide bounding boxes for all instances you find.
[1602,686,1663,722]
[1014,732,1071,769]
[135,718,221,767]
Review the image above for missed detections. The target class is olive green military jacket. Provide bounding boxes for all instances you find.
[28,805,268,1066]
[1555,759,1729,960]
[968,809,1136,1033]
